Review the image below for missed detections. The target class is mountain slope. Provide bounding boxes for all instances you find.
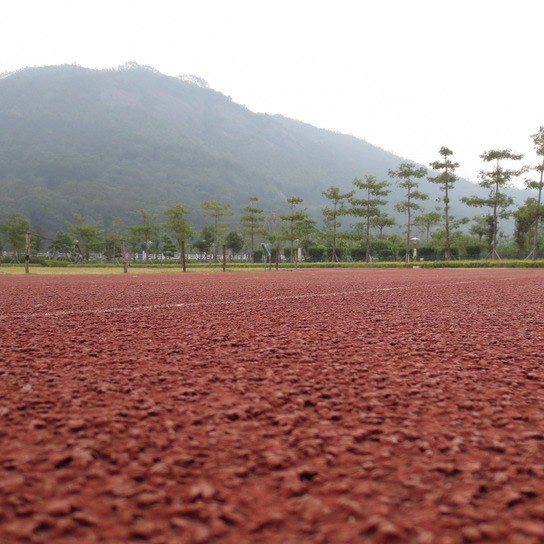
[0,63,524,234]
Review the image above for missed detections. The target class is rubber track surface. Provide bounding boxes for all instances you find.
[1,268,544,543]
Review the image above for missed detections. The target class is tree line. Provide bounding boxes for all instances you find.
[1,130,544,264]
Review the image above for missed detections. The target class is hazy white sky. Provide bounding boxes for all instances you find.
[1,0,542,186]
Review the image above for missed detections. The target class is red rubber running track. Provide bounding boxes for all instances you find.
[1,268,544,543]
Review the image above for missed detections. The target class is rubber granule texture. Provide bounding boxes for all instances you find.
[1,268,544,543]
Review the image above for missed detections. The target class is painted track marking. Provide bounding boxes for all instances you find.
[0,278,508,320]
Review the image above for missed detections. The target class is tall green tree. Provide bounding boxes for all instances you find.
[469,214,493,244]
[462,150,526,259]
[31,227,45,255]
[193,225,215,260]
[296,216,318,259]
[49,231,76,259]
[414,211,442,243]
[371,214,396,237]
[389,162,428,262]
[67,213,104,261]
[279,196,309,262]
[103,216,127,261]
[225,231,244,256]
[0,212,30,260]
[514,198,542,254]
[263,212,281,263]
[525,127,544,258]
[161,234,177,258]
[129,209,160,260]
[429,146,459,259]
[164,202,193,265]
[349,176,390,262]
[240,196,265,262]
[202,200,233,259]
[322,186,354,262]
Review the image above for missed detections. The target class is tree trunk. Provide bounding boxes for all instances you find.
[444,162,451,260]
[532,157,544,259]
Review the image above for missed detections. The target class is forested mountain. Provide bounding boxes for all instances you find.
[0,63,524,235]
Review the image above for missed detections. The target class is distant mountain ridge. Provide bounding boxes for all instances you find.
[0,63,524,234]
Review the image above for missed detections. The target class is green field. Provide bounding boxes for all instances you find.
[2,258,544,275]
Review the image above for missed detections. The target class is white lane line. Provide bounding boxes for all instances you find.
[0,279,501,320]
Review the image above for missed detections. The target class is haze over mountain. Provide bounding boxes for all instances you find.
[0,63,525,235]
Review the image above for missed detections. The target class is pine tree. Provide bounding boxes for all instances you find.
[429,147,459,260]
[389,162,428,262]
[240,196,265,262]
[322,186,354,262]
[462,150,526,259]
[349,176,391,262]
[279,197,309,263]
[202,200,233,260]
[164,202,192,267]
[525,127,544,258]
